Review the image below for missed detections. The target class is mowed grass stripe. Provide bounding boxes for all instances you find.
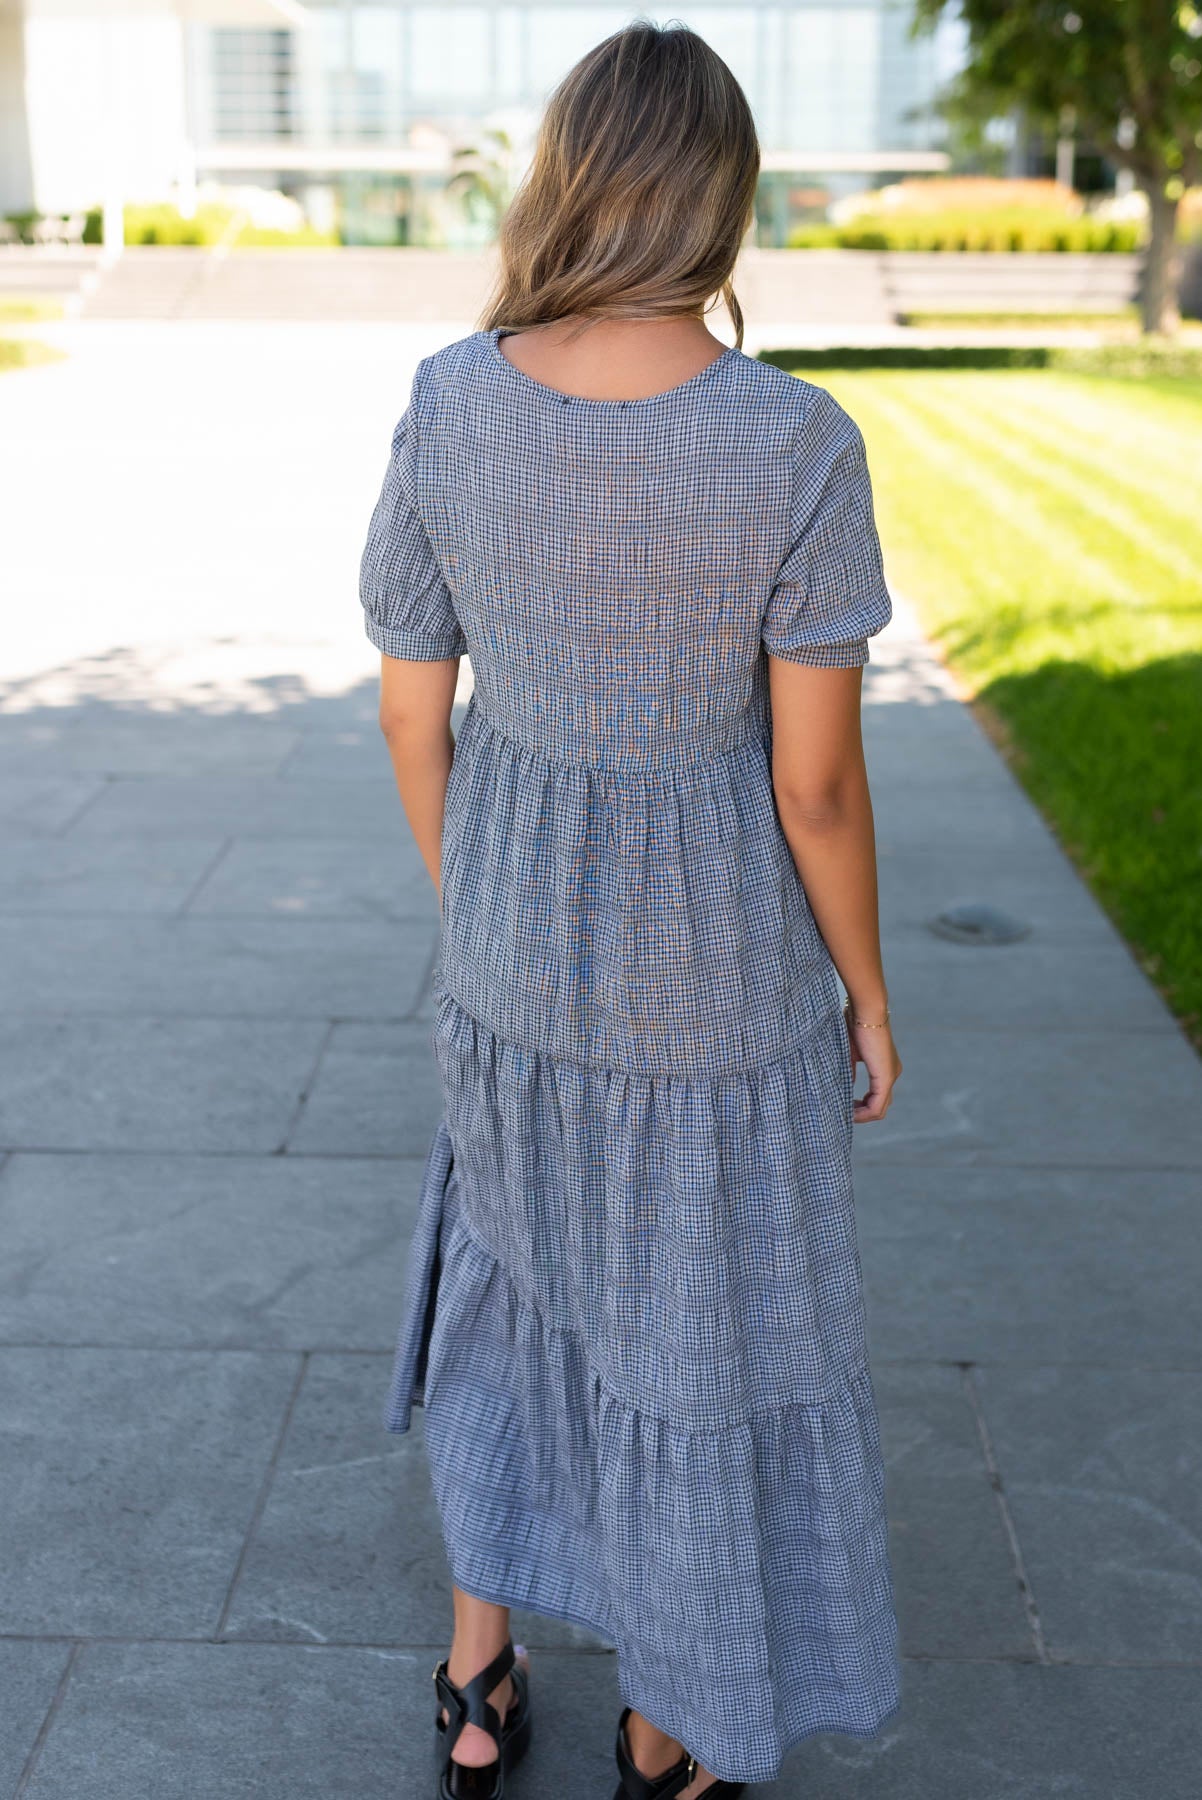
[984,372,1202,501]
[946,374,1202,543]
[844,378,1132,631]
[902,380,1201,593]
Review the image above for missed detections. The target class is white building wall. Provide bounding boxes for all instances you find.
[23,16,189,213]
[0,15,35,211]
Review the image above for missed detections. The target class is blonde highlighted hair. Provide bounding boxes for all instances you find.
[481,19,760,348]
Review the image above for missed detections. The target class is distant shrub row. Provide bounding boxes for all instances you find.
[2,205,337,248]
[82,205,338,249]
[787,218,1143,254]
[758,344,1202,377]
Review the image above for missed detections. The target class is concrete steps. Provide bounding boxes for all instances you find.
[0,243,1165,327]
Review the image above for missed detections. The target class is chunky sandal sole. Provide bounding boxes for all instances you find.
[434,1641,532,1800]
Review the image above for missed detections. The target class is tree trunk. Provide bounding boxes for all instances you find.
[1140,183,1182,335]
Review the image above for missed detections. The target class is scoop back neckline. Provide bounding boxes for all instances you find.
[488,326,738,407]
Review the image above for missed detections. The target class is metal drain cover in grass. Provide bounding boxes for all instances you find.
[929,902,1031,946]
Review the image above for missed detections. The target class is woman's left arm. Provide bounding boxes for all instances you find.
[377,653,460,896]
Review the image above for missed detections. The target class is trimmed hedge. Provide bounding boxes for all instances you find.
[758,344,1202,378]
[79,204,337,249]
[787,218,1143,253]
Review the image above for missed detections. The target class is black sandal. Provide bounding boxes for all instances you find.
[433,1639,532,1799]
[612,1705,746,1799]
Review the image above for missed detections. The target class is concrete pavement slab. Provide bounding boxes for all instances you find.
[19,1641,621,1800]
[870,771,1074,856]
[0,775,103,837]
[874,1365,1032,1659]
[0,1015,327,1153]
[68,777,407,840]
[973,1365,1202,1663]
[877,929,1174,1033]
[21,1645,1202,1798]
[222,1353,608,1651]
[0,1640,72,1795]
[853,1024,1202,1169]
[0,836,223,915]
[65,686,380,735]
[279,730,398,784]
[0,1345,300,1636]
[187,834,439,921]
[0,718,300,778]
[0,916,434,1020]
[875,843,1127,946]
[787,1661,1202,1799]
[857,1164,1202,1368]
[0,1153,419,1350]
[287,1023,443,1158]
[860,699,1012,785]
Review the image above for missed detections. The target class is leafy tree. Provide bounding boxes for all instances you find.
[912,1,1202,333]
[447,128,519,238]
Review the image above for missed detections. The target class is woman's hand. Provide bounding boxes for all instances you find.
[845,1010,902,1124]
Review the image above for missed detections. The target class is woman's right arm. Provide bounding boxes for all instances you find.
[766,654,901,1124]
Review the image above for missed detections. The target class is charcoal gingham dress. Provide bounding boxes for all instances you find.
[361,327,902,1785]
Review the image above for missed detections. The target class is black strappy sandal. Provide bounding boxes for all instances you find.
[433,1639,532,1799]
[612,1705,746,1799]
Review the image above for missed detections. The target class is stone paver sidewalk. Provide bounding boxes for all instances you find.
[1,325,1200,1799]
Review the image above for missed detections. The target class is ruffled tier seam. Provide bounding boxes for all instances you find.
[439,1187,873,1438]
[434,979,848,1086]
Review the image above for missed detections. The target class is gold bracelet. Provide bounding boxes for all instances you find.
[844,998,891,1029]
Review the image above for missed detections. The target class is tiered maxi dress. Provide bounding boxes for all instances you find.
[360,326,902,1787]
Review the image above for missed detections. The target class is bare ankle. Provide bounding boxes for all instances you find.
[624,1707,685,1776]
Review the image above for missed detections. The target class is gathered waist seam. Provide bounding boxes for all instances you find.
[459,691,770,781]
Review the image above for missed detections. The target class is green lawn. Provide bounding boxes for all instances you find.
[817,368,1202,1046]
[0,295,63,322]
[0,338,63,372]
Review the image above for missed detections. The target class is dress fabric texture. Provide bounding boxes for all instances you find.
[361,327,902,1785]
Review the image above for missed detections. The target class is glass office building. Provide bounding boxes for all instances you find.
[190,2,953,245]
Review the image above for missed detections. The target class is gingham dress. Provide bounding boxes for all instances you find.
[362,327,902,1785]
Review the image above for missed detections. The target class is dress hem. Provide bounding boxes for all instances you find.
[446,1545,903,1786]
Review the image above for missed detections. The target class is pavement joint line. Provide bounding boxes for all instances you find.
[2,1344,1202,1376]
[213,1351,310,1642]
[175,835,235,917]
[50,778,112,840]
[276,1018,341,1156]
[2,1631,1200,1668]
[0,1009,1184,1039]
[0,911,440,924]
[4,1146,1201,1173]
[0,1147,436,1162]
[13,1640,82,1799]
[0,1341,395,1355]
[960,1362,1051,1666]
[0,1632,620,1655]
[272,735,311,781]
[0,1010,437,1025]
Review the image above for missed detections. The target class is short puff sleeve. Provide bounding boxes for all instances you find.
[359,363,467,662]
[762,389,892,667]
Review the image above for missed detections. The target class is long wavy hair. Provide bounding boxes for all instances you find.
[480,19,760,349]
